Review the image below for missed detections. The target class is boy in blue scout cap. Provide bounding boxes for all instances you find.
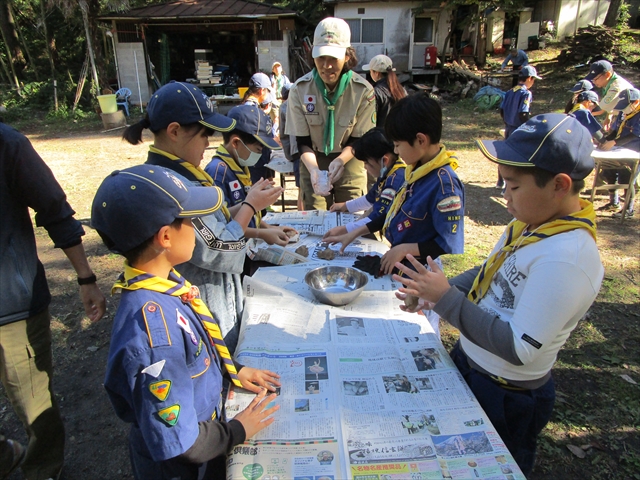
[122,81,283,354]
[393,114,604,477]
[497,65,542,188]
[564,79,605,118]
[206,103,298,246]
[568,90,607,145]
[598,87,640,217]
[92,165,280,479]
[584,60,634,126]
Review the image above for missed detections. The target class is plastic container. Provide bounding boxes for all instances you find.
[97,94,117,114]
[237,87,248,98]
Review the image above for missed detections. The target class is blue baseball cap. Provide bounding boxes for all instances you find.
[584,60,612,81]
[568,79,593,93]
[477,114,594,180]
[577,90,599,104]
[249,72,271,89]
[228,104,281,149]
[518,65,542,80]
[260,91,274,108]
[147,81,235,132]
[614,88,640,110]
[91,165,223,253]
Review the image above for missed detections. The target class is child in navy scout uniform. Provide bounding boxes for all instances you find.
[394,114,604,477]
[498,65,542,188]
[324,128,406,235]
[205,104,297,246]
[92,165,280,480]
[122,82,283,354]
[324,95,464,337]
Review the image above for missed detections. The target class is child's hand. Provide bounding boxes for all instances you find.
[380,244,411,275]
[323,225,347,240]
[234,388,279,439]
[258,227,289,246]
[392,255,451,305]
[246,178,283,211]
[329,202,347,213]
[238,367,281,394]
[599,140,615,151]
[323,229,357,254]
[395,291,435,313]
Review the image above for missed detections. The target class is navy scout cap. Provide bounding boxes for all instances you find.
[91,165,223,253]
[476,114,594,180]
[584,60,612,81]
[147,81,235,132]
[568,79,593,93]
[519,65,542,79]
[614,88,640,110]
[228,104,281,149]
[577,90,599,104]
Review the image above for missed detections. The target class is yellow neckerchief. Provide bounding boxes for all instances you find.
[382,147,458,235]
[215,145,261,226]
[569,103,587,114]
[148,146,231,221]
[113,262,242,387]
[467,199,597,303]
[615,107,640,140]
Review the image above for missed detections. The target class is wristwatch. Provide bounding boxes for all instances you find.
[77,274,97,285]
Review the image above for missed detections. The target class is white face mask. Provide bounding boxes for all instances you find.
[237,140,262,167]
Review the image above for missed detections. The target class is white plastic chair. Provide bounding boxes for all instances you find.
[115,88,132,116]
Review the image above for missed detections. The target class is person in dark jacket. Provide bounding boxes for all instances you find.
[0,121,106,479]
[363,54,407,128]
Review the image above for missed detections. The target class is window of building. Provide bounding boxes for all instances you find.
[414,17,434,43]
[345,18,383,43]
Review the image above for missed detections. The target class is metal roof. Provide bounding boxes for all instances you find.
[99,0,297,20]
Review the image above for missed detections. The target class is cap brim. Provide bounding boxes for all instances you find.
[362,63,371,71]
[254,134,282,150]
[177,185,224,217]
[476,139,533,168]
[614,97,630,110]
[200,114,235,132]
[313,45,347,59]
[583,72,597,81]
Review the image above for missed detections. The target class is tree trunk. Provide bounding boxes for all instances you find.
[604,0,622,27]
[79,0,100,92]
[476,15,487,68]
[40,0,57,109]
[0,0,25,76]
[9,2,38,79]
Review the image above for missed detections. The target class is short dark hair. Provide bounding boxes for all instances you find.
[520,166,584,194]
[222,128,261,146]
[385,94,442,145]
[352,128,395,162]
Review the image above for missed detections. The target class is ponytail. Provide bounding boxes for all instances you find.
[385,67,407,103]
[564,92,579,114]
[122,116,152,145]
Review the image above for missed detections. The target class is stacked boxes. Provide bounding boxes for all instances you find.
[196,60,213,84]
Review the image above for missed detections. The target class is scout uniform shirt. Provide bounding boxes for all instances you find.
[384,149,464,255]
[285,70,376,154]
[599,73,634,114]
[104,282,228,463]
[569,104,603,136]
[501,85,532,129]
[364,159,406,223]
[610,108,640,151]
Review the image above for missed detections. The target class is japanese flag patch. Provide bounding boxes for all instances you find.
[176,310,198,345]
[229,180,242,192]
[305,95,316,104]
[437,196,462,213]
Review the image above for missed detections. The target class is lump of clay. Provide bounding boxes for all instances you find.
[295,245,309,257]
[316,247,336,260]
[404,294,419,310]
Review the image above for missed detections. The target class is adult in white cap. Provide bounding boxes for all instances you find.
[270,61,292,129]
[285,17,376,210]
[363,54,407,128]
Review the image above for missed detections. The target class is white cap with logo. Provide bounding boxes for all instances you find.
[312,17,351,59]
[363,55,394,72]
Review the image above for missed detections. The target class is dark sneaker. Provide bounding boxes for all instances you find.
[598,202,620,212]
[612,209,634,218]
[0,438,26,479]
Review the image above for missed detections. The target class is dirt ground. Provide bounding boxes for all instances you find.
[1,63,639,479]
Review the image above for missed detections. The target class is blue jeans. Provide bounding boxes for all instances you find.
[450,342,555,477]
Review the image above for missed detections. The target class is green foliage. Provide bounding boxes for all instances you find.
[616,1,631,29]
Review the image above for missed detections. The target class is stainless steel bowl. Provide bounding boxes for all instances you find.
[304,266,369,306]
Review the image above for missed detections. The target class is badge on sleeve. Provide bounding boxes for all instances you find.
[149,380,172,401]
[380,188,396,201]
[141,359,166,378]
[229,180,242,192]
[157,404,180,426]
[176,310,198,345]
[437,196,462,213]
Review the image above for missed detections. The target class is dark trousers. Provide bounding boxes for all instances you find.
[450,342,555,477]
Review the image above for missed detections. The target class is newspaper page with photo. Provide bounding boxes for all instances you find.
[225,246,526,480]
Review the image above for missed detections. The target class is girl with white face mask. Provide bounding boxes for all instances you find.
[205,104,299,245]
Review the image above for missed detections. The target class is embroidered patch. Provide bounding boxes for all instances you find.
[380,188,396,201]
[233,190,241,201]
[366,91,376,103]
[306,103,315,113]
[397,223,404,232]
[521,333,542,349]
[176,310,198,345]
[305,95,316,104]
[437,196,462,213]
[403,219,412,229]
[195,338,204,357]
[205,357,210,367]
[157,404,180,426]
[371,111,377,124]
[141,360,166,378]
[229,180,242,192]
[149,380,172,401]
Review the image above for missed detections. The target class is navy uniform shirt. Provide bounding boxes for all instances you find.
[611,110,640,151]
[384,163,464,254]
[501,85,532,128]
[364,160,406,224]
[105,287,226,462]
[570,107,603,136]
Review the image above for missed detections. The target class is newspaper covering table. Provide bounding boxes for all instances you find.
[225,214,526,480]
